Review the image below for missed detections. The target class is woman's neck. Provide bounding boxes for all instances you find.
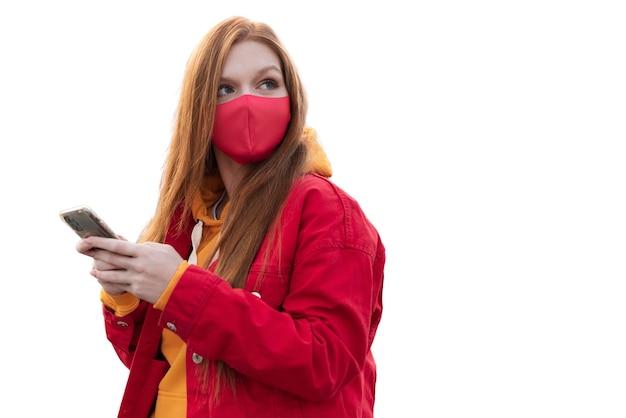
[214,147,247,197]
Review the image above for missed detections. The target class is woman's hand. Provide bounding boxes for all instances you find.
[76,237,184,304]
[82,235,128,295]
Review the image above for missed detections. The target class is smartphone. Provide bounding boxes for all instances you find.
[59,205,118,239]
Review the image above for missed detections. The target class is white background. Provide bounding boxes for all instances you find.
[1,1,625,417]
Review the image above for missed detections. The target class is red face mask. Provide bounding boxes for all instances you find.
[212,95,291,164]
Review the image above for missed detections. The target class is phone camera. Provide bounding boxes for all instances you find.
[64,216,84,232]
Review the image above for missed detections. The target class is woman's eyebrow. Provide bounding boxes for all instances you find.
[257,64,282,75]
[220,65,282,84]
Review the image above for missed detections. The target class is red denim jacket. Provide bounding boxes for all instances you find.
[103,173,385,417]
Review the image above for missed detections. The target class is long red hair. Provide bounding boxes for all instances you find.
[139,16,309,400]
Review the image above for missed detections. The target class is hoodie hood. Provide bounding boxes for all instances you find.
[302,127,332,178]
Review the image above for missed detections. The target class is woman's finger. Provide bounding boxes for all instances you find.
[84,236,139,257]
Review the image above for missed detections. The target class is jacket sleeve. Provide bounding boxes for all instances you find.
[158,175,385,400]
[102,299,151,369]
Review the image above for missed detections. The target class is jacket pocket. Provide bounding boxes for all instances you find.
[246,267,290,310]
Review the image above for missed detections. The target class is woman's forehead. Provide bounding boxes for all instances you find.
[222,40,281,76]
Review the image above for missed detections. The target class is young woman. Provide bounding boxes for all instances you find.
[76,16,385,418]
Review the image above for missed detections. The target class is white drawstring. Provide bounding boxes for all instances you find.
[189,191,225,265]
[188,220,203,265]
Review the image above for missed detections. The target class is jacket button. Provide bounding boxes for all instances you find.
[251,291,261,298]
[192,353,204,364]
[116,321,129,327]
[166,322,178,332]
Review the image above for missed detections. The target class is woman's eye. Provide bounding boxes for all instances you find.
[217,85,234,97]
[259,79,278,90]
